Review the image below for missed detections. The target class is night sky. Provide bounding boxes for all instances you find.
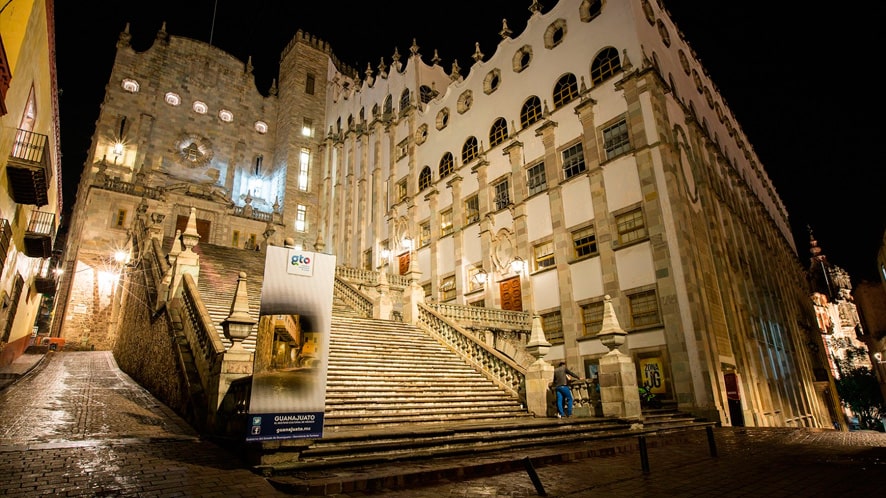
[54,1,885,283]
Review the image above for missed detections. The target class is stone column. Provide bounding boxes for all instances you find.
[401,256,424,324]
[596,295,642,420]
[373,264,393,320]
[524,314,554,417]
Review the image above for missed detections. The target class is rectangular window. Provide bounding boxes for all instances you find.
[362,249,373,271]
[419,221,431,247]
[397,139,409,159]
[302,117,313,137]
[603,118,631,159]
[232,230,240,248]
[562,143,586,179]
[542,311,563,344]
[526,162,547,196]
[295,204,307,232]
[572,225,598,258]
[615,207,647,245]
[464,194,479,225]
[440,209,453,237]
[440,275,456,301]
[467,265,486,293]
[299,148,310,191]
[493,179,510,211]
[469,299,485,307]
[533,240,555,271]
[422,282,432,300]
[629,289,661,328]
[396,178,408,203]
[581,301,604,336]
[305,73,315,95]
[115,209,127,227]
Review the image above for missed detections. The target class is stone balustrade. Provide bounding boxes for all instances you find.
[426,302,531,332]
[333,277,373,317]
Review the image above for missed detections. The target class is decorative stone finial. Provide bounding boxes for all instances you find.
[529,0,543,14]
[472,42,484,63]
[431,49,441,65]
[596,294,627,351]
[500,19,513,39]
[221,272,256,350]
[450,59,461,81]
[410,38,420,56]
[525,314,552,361]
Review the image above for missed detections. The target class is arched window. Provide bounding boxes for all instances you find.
[462,136,479,164]
[520,96,543,128]
[383,95,393,118]
[418,166,433,191]
[419,85,435,104]
[552,73,578,108]
[590,47,621,85]
[400,88,411,112]
[439,152,454,178]
[489,118,508,147]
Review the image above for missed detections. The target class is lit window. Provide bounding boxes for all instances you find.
[295,205,307,232]
[581,301,604,336]
[542,311,563,344]
[533,241,555,271]
[467,266,486,292]
[553,73,579,108]
[440,275,456,301]
[121,78,139,93]
[192,101,208,114]
[562,143,586,179]
[419,221,431,247]
[254,121,268,134]
[395,178,408,203]
[526,162,547,196]
[489,118,508,147]
[439,152,454,178]
[493,180,510,211]
[615,207,647,245]
[572,225,598,258]
[299,149,310,191]
[462,136,478,164]
[164,92,181,106]
[440,209,453,237]
[590,47,621,85]
[603,118,631,159]
[629,289,661,328]
[520,96,542,128]
[302,117,313,137]
[218,109,233,122]
[464,195,480,225]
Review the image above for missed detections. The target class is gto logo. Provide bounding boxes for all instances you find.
[291,254,311,266]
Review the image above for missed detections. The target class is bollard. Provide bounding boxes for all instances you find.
[706,425,718,457]
[638,435,650,473]
[522,456,547,496]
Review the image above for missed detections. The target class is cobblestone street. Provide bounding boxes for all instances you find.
[1,351,885,497]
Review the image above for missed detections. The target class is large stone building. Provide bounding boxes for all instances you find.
[56,0,837,428]
[0,0,63,367]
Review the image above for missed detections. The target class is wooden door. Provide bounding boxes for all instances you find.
[499,276,522,312]
[398,252,410,275]
[175,215,211,244]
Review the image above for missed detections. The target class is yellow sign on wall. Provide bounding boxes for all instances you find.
[639,357,666,394]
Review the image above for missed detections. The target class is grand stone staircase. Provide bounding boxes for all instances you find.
[165,240,715,493]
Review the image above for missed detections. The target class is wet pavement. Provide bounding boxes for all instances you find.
[1,351,885,497]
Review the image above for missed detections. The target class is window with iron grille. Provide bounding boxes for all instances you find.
[562,143,586,179]
[440,275,456,301]
[628,289,661,328]
[572,225,598,258]
[464,195,480,224]
[493,180,510,211]
[526,162,547,196]
[553,73,579,108]
[603,118,631,159]
[581,301,604,336]
[533,240,555,271]
[489,117,508,147]
[615,207,646,245]
[542,311,564,344]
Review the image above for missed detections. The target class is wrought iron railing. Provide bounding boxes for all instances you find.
[10,128,51,178]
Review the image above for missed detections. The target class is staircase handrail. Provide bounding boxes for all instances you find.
[335,265,411,288]
[416,302,525,397]
[178,273,225,393]
[333,277,373,318]
[425,302,531,332]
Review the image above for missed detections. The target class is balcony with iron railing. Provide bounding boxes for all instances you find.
[34,253,60,295]
[6,128,52,206]
[0,218,10,275]
[24,210,55,258]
